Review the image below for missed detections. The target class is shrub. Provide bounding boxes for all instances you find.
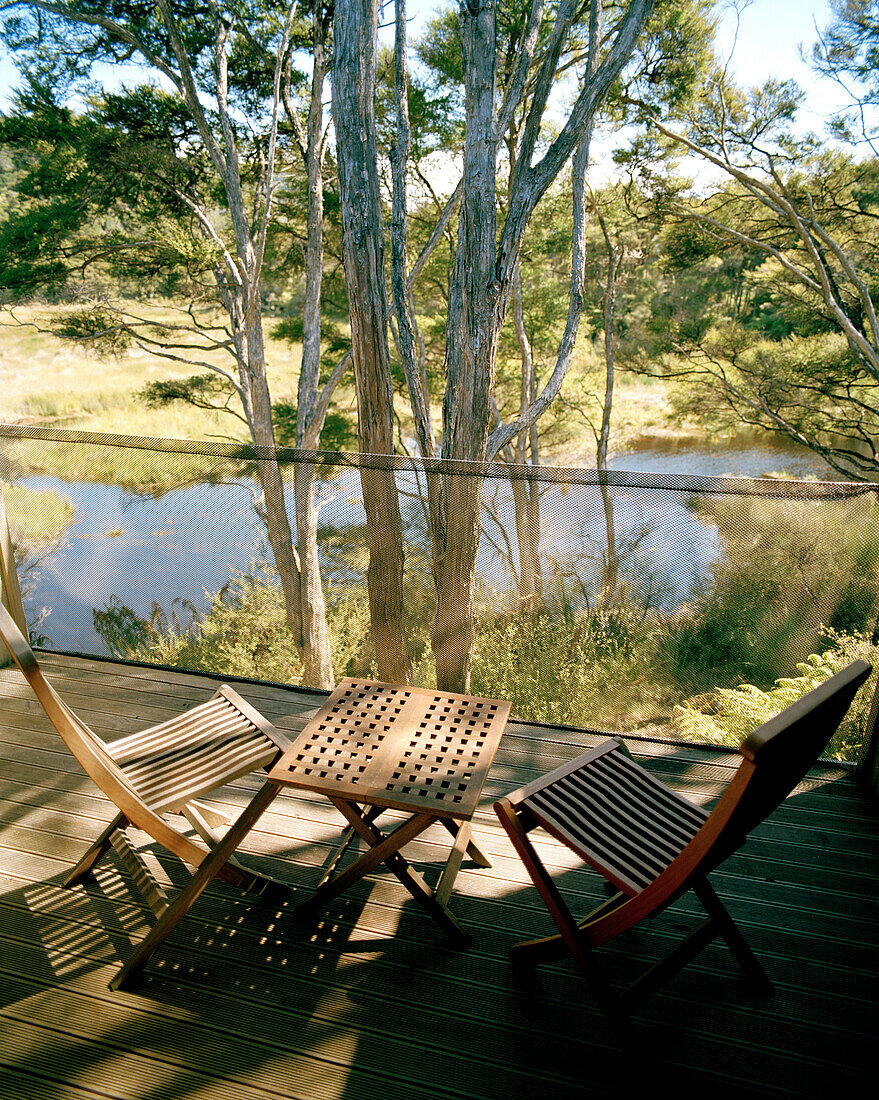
[2,481,74,546]
[663,494,879,694]
[470,598,665,729]
[673,632,879,760]
[95,564,304,683]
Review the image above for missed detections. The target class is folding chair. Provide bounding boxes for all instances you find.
[0,601,293,987]
[494,659,873,1031]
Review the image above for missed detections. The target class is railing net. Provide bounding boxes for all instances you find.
[2,424,877,761]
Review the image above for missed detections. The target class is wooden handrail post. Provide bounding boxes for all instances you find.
[856,673,879,798]
[0,485,28,666]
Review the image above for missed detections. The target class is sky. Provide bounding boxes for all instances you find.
[713,0,839,121]
[0,1,841,119]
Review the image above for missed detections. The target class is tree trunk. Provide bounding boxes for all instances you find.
[510,262,542,609]
[432,0,499,692]
[292,15,335,689]
[333,0,409,682]
[294,461,334,686]
[241,316,305,653]
[408,0,652,690]
[432,472,484,692]
[594,197,619,601]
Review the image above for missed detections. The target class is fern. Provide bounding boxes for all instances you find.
[674,645,876,759]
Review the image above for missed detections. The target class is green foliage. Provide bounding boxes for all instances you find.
[139,374,230,410]
[632,92,879,477]
[810,0,879,147]
[621,0,718,114]
[0,85,217,302]
[84,484,879,761]
[663,493,879,692]
[93,595,159,659]
[95,565,304,684]
[271,401,357,451]
[51,306,133,355]
[674,636,879,759]
[271,314,351,376]
[471,597,663,729]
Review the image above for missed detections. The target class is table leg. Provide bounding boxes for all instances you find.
[439,817,491,868]
[299,805,434,909]
[299,800,471,947]
[316,803,384,889]
[109,780,283,991]
[435,820,472,907]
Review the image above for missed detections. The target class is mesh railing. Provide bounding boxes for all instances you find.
[2,423,878,761]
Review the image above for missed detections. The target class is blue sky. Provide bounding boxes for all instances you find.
[714,0,837,118]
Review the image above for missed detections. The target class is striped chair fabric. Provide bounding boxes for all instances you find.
[523,745,709,895]
[107,686,281,814]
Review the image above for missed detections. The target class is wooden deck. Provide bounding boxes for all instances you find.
[1,653,877,1099]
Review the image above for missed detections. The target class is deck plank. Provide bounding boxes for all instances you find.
[1,653,878,1098]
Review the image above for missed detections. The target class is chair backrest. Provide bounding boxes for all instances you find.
[0,601,149,811]
[584,658,872,946]
[704,657,873,871]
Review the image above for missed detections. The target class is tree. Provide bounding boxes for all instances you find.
[377,0,656,691]
[331,0,410,682]
[0,0,343,685]
[810,0,879,155]
[619,11,879,479]
[398,2,713,636]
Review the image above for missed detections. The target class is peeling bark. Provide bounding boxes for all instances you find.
[333,0,410,682]
[428,0,653,691]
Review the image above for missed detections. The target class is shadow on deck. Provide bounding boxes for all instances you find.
[1,653,877,1099]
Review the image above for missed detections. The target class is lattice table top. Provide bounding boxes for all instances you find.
[268,679,511,820]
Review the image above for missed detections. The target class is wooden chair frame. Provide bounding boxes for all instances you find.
[0,600,294,986]
[494,659,873,1032]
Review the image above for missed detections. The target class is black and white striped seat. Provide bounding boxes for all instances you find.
[523,742,709,895]
[107,685,282,814]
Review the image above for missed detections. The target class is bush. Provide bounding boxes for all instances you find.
[470,597,665,729]
[663,494,879,694]
[673,632,879,760]
[95,564,304,683]
[2,481,74,546]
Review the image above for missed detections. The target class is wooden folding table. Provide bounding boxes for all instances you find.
[268,678,511,945]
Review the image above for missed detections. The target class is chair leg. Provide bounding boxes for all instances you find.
[110,780,282,991]
[495,799,626,1030]
[63,812,126,887]
[182,801,287,899]
[618,879,773,1013]
[694,878,774,993]
[619,912,722,1013]
[509,890,629,967]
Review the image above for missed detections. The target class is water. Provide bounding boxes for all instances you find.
[11,438,839,655]
[609,435,838,480]
[19,476,272,652]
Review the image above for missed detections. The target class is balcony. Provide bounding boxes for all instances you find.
[1,651,878,1098]
[1,425,878,1095]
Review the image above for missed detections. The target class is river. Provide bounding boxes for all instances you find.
[13,436,839,655]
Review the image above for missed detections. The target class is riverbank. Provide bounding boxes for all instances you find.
[2,301,817,490]
[0,301,314,446]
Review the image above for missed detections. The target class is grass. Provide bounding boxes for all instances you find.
[0,299,359,487]
[1,481,75,544]
[0,299,313,436]
[0,302,687,478]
